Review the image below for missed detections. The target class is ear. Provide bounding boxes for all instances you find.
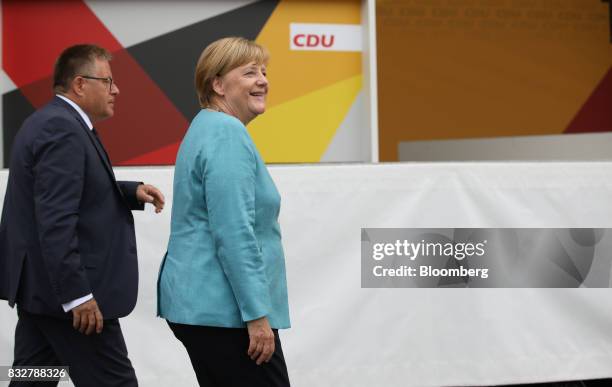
[212,76,225,97]
[71,76,86,97]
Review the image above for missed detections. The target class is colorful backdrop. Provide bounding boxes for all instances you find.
[1,0,364,166]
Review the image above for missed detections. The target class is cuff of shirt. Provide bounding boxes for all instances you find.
[61,293,94,312]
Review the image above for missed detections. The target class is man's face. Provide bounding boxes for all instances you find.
[79,58,119,123]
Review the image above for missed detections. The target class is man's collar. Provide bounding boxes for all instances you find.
[56,94,93,130]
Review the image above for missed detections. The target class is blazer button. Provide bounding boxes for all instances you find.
[130,246,137,253]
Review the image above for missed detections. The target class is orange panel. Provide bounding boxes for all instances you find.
[377,0,612,161]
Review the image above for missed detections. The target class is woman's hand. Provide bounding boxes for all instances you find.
[246,316,275,365]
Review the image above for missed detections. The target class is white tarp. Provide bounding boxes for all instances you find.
[2,162,612,386]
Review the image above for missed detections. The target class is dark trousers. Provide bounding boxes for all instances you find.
[11,309,138,387]
[168,321,290,387]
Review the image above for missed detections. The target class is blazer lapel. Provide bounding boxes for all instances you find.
[85,127,115,178]
[54,97,129,204]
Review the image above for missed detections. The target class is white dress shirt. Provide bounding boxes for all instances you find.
[56,94,93,130]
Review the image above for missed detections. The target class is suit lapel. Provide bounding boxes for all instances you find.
[85,127,115,178]
[53,97,128,204]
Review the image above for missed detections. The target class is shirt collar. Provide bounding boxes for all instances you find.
[56,94,93,130]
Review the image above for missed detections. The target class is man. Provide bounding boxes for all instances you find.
[0,44,165,386]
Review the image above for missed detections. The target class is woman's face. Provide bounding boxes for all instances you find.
[214,61,268,124]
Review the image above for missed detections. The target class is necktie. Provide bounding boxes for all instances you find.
[91,127,101,141]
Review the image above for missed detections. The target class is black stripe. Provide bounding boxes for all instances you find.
[3,89,36,168]
[127,0,280,121]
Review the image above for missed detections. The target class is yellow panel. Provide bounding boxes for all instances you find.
[256,0,362,109]
[248,75,362,162]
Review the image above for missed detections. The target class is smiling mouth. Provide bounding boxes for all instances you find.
[250,92,266,97]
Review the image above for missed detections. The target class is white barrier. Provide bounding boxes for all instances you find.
[2,162,612,386]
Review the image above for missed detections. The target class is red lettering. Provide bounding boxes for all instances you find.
[293,33,336,48]
[293,34,305,47]
[306,34,320,47]
[321,34,335,48]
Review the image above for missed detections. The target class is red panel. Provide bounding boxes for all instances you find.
[17,75,54,109]
[95,50,188,164]
[118,142,181,166]
[565,67,612,134]
[2,0,122,88]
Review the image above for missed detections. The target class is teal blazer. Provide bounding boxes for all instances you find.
[157,110,290,329]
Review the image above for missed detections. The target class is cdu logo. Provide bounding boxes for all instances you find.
[290,23,362,52]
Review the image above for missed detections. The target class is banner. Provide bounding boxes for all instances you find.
[1,0,363,166]
[2,162,612,386]
[377,0,612,160]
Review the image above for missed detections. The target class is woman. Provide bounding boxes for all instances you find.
[157,37,290,386]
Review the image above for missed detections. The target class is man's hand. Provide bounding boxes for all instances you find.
[72,298,103,335]
[136,184,165,213]
[246,316,275,365]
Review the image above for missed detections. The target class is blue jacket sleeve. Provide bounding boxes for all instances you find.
[203,119,271,322]
[32,118,91,304]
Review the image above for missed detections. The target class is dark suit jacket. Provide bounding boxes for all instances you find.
[0,96,144,319]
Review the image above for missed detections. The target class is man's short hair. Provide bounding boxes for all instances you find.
[53,44,112,93]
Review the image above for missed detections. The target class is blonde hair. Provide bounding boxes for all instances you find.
[195,37,269,108]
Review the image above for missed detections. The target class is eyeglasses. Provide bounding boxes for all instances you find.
[78,75,114,92]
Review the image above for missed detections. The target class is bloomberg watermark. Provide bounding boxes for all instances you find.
[361,228,612,288]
